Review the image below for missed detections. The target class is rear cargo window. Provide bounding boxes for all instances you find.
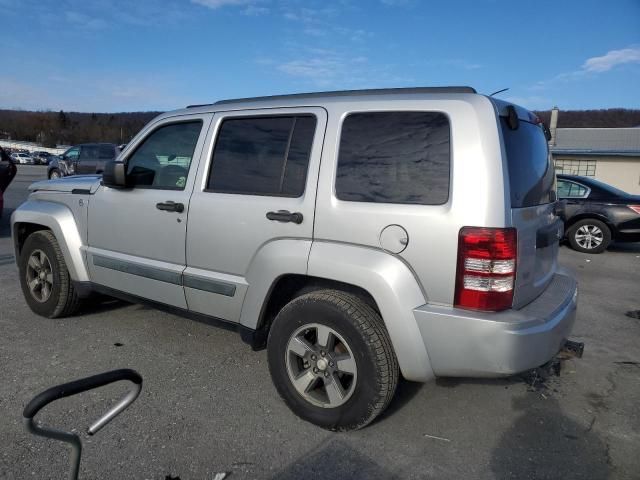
[500,118,554,208]
[336,111,450,205]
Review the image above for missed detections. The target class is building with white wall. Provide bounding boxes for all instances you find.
[548,107,640,194]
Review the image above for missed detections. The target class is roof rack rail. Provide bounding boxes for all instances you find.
[186,86,476,108]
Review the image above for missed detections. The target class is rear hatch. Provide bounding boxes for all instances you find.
[498,104,560,308]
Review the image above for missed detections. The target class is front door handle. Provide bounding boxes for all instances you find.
[266,210,303,224]
[156,201,184,213]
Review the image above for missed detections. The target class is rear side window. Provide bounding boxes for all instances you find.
[336,111,450,205]
[80,145,100,160]
[98,145,115,159]
[557,180,588,198]
[500,118,554,208]
[207,115,316,197]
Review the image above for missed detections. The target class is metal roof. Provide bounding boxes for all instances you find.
[550,149,640,157]
[551,128,640,156]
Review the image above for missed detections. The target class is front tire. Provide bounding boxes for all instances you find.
[267,290,399,431]
[18,230,80,318]
[49,169,61,179]
[567,218,611,253]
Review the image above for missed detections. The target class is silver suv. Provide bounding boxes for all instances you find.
[11,87,577,430]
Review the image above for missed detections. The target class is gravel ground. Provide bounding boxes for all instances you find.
[1,166,639,479]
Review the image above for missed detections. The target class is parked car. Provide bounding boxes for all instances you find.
[47,143,120,179]
[11,87,578,430]
[10,152,34,164]
[0,147,17,217]
[31,151,55,165]
[557,174,640,253]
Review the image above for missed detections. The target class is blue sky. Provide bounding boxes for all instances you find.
[1,0,639,112]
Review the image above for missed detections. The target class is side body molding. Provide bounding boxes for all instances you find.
[307,242,435,382]
[11,200,89,282]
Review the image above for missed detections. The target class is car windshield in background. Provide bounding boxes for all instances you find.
[500,118,555,208]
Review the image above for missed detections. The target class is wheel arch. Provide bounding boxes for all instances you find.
[244,241,435,382]
[11,201,89,281]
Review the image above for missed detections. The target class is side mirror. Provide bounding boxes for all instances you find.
[102,161,128,188]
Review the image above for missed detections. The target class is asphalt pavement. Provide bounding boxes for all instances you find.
[1,166,639,479]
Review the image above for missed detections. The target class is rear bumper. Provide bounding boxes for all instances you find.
[414,268,577,377]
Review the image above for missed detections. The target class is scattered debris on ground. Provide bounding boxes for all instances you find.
[518,357,563,393]
[423,433,451,442]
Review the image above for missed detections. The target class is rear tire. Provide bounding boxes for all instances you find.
[567,218,611,254]
[18,230,80,318]
[267,290,399,431]
[49,169,61,179]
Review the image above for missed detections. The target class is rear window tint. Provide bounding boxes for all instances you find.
[500,118,554,208]
[336,111,450,205]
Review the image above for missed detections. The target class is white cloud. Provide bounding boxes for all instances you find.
[277,57,342,86]
[64,10,108,29]
[269,48,412,89]
[242,5,269,15]
[0,74,192,112]
[529,45,640,94]
[192,0,258,9]
[582,47,640,73]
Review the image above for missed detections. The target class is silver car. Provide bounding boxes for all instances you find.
[11,87,577,430]
[10,152,34,164]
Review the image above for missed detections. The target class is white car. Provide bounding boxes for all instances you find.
[10,153,34,164]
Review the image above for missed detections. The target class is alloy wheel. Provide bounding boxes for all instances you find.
[285,323,357,408]
[575,224,604,250]
[25,249,54,303]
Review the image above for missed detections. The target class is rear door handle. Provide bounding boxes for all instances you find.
[156,201,184,213]
[266,210,303,224]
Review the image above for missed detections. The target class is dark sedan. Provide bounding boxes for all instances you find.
[557,174,640,253]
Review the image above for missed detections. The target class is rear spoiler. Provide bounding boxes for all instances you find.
[499,104,552,141]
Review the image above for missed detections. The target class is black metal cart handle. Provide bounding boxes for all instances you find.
[23,369,143,480]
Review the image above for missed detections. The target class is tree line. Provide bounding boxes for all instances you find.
[0,109,161,147]
[0,108,638,148]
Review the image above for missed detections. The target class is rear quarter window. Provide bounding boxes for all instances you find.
[500,118,554,208]
[336,111,450,205]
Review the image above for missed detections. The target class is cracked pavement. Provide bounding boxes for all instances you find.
[1,167,639,479]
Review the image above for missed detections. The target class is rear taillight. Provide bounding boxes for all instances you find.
[454,227,517,312]
[628,205,640,215]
